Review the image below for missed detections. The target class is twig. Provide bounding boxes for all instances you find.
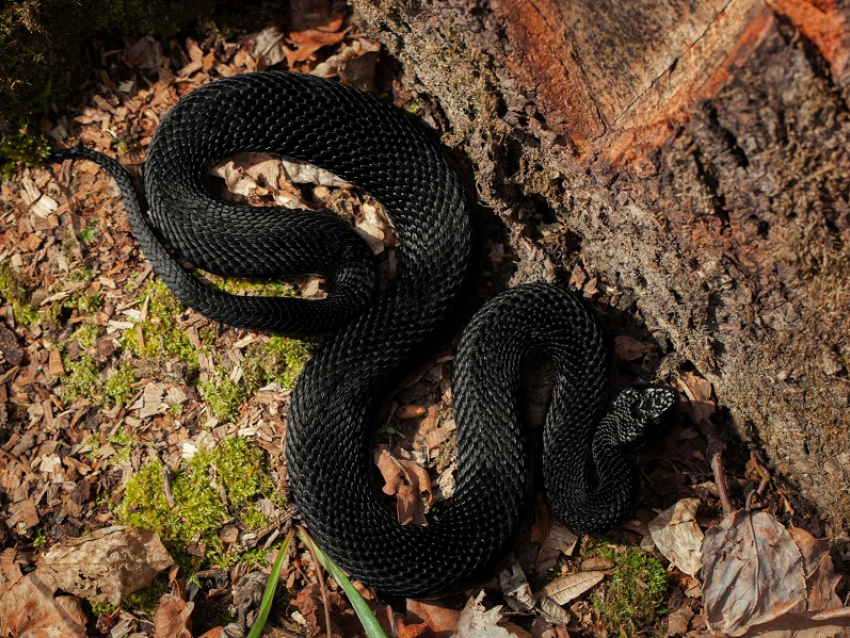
[705,425,734,517]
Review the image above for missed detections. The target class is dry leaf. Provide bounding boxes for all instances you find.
[676,371,715,424]
[0,548,24,590]
[36,526,174,605]
[665,604,694,636]
[498,558,535,612]
[284,23,348,65]
[374,446,432,525]
[0,573,87,637]
[254,26,287,68]
[536,521,578,574]
[534,595,571,626]
[136,382,167,418]
[456,592,522,638]
[702,510,806,636]
[395,617,430,638]
[406,599,461,637]
[788,527,847,614]
[396,404,427,421]
[648,498,704,577]
[737,608,850,638]
[153,594,193,638]
[539,571,605,605]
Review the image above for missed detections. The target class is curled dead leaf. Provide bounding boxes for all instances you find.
[648,498,703,577]
[498,558,535,612]
[374,446,432,525]
[456,591,525,638]
[153,594,193,638]
[702,510,806,636]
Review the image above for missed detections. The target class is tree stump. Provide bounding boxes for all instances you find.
[351,0,850,539]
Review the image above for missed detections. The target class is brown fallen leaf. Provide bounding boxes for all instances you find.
[374,445,432,525]
[736,607,850,638]
[394,616,430,638]
[406,599,461,638]
[153,594,193,638]
[0,548,24,589]
[788,527,848,616]
[36,525,174,605]
[648,498,703,577]
[0,572,87,638]
[253,26,287,68]
[742,527,850,638]
[702,510,806,636]
[284,15,348,65]
[665,604,694,636]
[539,570,605,606]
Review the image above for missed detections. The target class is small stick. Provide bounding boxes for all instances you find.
[704,423,734,517]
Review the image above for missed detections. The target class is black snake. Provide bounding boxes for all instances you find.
[51,71,675,599]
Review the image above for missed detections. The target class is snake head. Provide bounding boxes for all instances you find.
[604,386,677,447]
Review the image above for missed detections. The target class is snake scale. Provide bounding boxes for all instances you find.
[52,71,675,599]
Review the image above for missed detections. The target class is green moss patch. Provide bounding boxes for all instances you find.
[199,371,247,422]
[0,263,39,327]
[243,335,312,392]
[103,363,138,408]
[61,354,102,403]
[589,545,669,636]
[115,436,279,569]
[122,279,203,368]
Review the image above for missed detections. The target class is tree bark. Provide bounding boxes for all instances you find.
[350,0,850,538]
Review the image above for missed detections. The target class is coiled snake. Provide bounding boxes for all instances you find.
[52,71,675,599]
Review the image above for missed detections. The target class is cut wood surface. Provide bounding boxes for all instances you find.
[352,0,850,537]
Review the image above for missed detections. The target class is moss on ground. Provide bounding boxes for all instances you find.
[0,263,39,327]
[103,363,137,408]
[199,371,247,422]
[73,324,99,349]
[115,436,280,570]
[61,354,102,403]
[243,335,313,392]
[122,279,204,368]
[121,577,169,615]
[201,333,312,421]
[61,353,138,409]
[588,544,670,636]
[201,272,299,299]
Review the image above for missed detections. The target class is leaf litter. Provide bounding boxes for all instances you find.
[0,2,848,637]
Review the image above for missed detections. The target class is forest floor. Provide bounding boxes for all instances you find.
[1,3,848,638]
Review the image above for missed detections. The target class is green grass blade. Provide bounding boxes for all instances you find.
[246,527,296,638]
[299,529,389,638]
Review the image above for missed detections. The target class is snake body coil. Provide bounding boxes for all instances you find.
[53,71,675,599]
